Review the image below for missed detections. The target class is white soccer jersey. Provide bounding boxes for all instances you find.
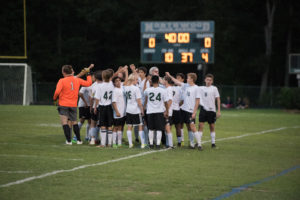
[112,87,126,118]
[78,86,91,107]
[94,81,114,106]
[144,87,167,114]
[166,86,174,116]
[124,85,142,114]
[90,82,101,108]
[138,77,150,105]
[172,86,182,111]
[199,85,220,112]
[180,84,200,113]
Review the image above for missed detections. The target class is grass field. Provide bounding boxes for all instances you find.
[0,105,299,200]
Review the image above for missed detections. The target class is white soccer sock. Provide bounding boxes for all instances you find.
[149,130,154,145]
[156,131,162,146]
[211,132,216,144]
[143,126,149,145]
[181,129,184,141]
[107,131,113,145]
[88,127,94,139]
[78,122,83,130]
[194,132,202,146]
[100,130,106,146]
[188,131,194,147]
[117,131,122,145]
[86,124,90,139]
[168,133,173,147]
[112,132,117,145]
[139,131,145,145]
[127,130,132,145]
[177,136,182,143]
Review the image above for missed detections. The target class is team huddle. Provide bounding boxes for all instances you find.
[53,64,221,150]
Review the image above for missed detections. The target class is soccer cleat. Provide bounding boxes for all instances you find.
[156,145,161,150]
[177,143,181,147]
[135,138,139,143]
[77,140,83,145]
[181,142,185,147]
[189,145,195,149]
[149,145,154,149]
[72,136,77,144]
[129,144,134,148]
[97,145,105,148]
[197,145,203,151]
[212,144,217,148]
[167,146,175,149]
[141,144,146,149]
[65,141,72,145]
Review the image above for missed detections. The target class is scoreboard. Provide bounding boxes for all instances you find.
[140,21,214,64]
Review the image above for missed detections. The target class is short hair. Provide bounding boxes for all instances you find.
[138,66,147,74]
[164,76,174,85]
[187,73,197,83]
[62,65,73,74]
[151,75,159,84]
[94,70,102,81]
[102,70,112,82]
[106,68,114,78]
[112,76,121,84]
[149,66,159,75]
[205,73,214,79]
[176,73,185,80]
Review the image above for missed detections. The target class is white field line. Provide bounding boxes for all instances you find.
[0,171,33,174]
[0,154,83,161]
[0,149,168,188]
[0,126,299,189]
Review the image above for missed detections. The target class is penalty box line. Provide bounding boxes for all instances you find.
[0,126,299,188]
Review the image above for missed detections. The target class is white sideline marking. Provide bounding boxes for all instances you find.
[0,154,83,161]
[0,171,33,174]
[0,126,299,188]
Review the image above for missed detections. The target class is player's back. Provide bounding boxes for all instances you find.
[95,81,114,106]
[124,85,142,114]
[145,86,167,114]
[58,76,81,107]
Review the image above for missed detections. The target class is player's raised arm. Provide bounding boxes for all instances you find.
[165,72,183,86]
[76,64,94,78]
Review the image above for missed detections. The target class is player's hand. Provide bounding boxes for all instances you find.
[116,112,121,117]
[192,113,196,119]
[164,111,168,119]
[141,110,144,116]
[130,64,136,72]
[123,65,128,71]
[94,107,97,115]
[217,111,221,118]
[165,72,170,77]
[146,75,151,81]
[88,64,94,70]
[53,99,58,106]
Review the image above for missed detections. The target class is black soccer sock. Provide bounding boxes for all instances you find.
[63,125,71,142]
[73,124,81,141]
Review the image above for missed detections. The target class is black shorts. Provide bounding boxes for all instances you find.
[199,106,216,124]
[165,116,173,125]
[114,117,126,126]
[171,110,181,125]
[58,106,77,121]
[98,105,114,127]
[79,107,91,119]
[181,110,195,124]
[126,113,143,126]
[147,113,165,131]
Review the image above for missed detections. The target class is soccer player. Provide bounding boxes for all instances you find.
[112,76,127,148]
[88,70,102,145]
[53,64,93,145]
[94,69,115,147]
[165,72,201,149]
[124,74,145,148]
[144,75,168,149]
[163,76,175,148]
[198,74,221,148]
[77,85,92,141]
